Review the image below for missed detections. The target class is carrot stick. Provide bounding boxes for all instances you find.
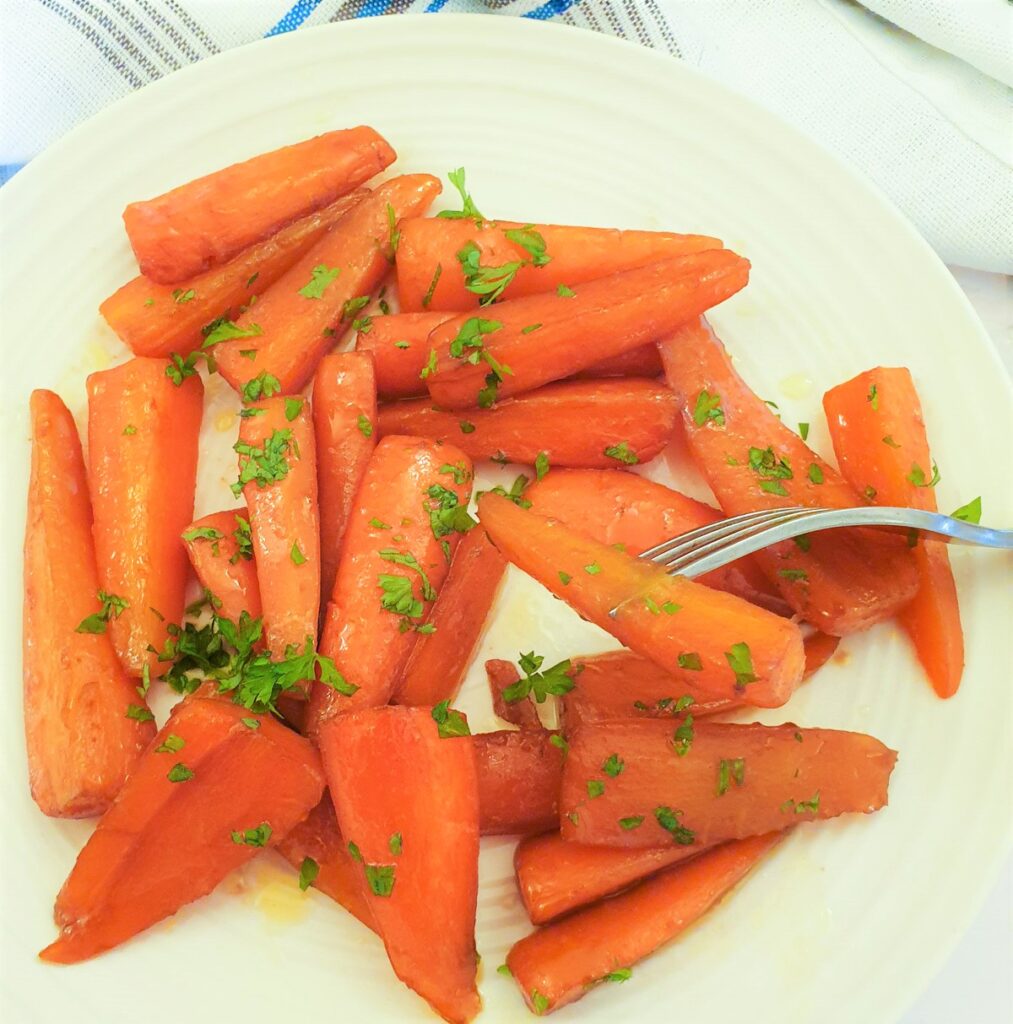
[101,192,366,358]
[39,696,325,963]
[312,352,378,605]
[307,437,473,730]
[395,527,506,707]
[486,659,543,730]
[181,508,261,625]
[88,358,203,676]
[425,250,749,409]
[477,493,805,708]
[275,793,377,933]
[24,391,155,818]
[506,833,785,1014]
[475,729,564,835]
[320,707,481,1024]
[215,175,441,396]
[396,216,721,312]
[526,468,786,613]
[237,395,319,667]
[514,831,716,925]
[659,318,919,635]
[824,367,963,697]
[379,380,678,469]
[560,720,896,850]
[123,127,395,283]
[359,312,662,400]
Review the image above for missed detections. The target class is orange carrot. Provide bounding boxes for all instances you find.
[275,793,377,933]
[824,368,963,697]
[506,833,785,1014]
[395,527,506,707]
[307,437,473,729]
[39,696,325,963]
[312,352,378,604]
[486,659,543,730]
[215,175,441,396]
[425,251,749,409]
[526,468,787,613]
[514,831,715,925]
[659,318,919,635]
[574,344,663,380]
[123,127,395,283]
[181,508,261,625]
[560,720,896,849]
[23,391,155,818]
[88,358,203,676]
[101,192,366,358]
[320,707,481,1024]
[477,493,805,708]
[379,379,678,469]
[396,216,721,311]
[237,395,319,666]
[475,730,564,835]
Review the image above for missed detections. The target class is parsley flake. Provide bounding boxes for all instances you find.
[534,451,550,480]
[154,733,185,754]
[725,642,757,691]
[167,762,194,783]
[298,856,319,891]
[241,372,281,403]
[432,700,470,738]
[298,264,340,299]
[126,703,154,723]
[654,805,695,845]
[619,816,644,830]
[421,263,443,308]
[693,389,725,427]
[76,590,129,634]
[231,822,272,847]
[357,413,373,438]
[678,652,702,671]
[604,441,638,465]
[501,651,574,704]
[951,497,982,523]
[602,754,624,777]
[284,397,303,421]
[907,462,941,488]
[716,758,746,796]
[437,167,484,223]
[586,779,605,798]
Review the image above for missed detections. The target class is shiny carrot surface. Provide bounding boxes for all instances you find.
[182,508,261,625]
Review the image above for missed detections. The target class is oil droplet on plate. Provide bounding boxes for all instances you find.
[215,411,237,433]
[778,373,813,400]
[239,859,311,927]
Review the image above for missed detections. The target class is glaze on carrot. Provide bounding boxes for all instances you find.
[474,730,564,835]
[181,508,261,625]
[486,659,543,731]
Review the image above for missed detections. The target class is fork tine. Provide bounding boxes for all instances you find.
[639,507,808,563]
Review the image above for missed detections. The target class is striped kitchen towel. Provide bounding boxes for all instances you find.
[2,0,1010,272]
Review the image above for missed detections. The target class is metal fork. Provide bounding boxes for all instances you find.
[609,505,1011,617]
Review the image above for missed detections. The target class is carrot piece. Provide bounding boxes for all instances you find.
[307,437,473,729]
[182,508,261,625]
[802,630,842,677]
[39,697,325,964]
[123,127,395,283]
[215,175,441,396]
[574,343,663,380]
[474,730,565,835]
[396,217,722,311]
[378,380,678,468]
[275,793,377,933]
[560,719,896,849]
[425,250,749,409]
[515,831,715,925]
[478,493,805,708]
[320,707,481,1024]
[395,527,506,707]
[312,352,378,604]
[486,659,543,730]
[237,395,319,664]
[88,358,203,675]
[824,368,963,697]
[526,468,786,613]
[659,318,919,635]
[506,833,785,1014]
[23,391,155,818]
[101,192,366,358]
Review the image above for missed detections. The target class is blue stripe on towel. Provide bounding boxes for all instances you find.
[524,0,577,19]
[265,0,326,36]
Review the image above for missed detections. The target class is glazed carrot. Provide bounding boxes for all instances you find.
[824,368,963,697]
[275,793,377,933]
[475,729,564,835]
[506,833,785,1014]
[39,697,325,963]
[181,508,261,625]
[486,659,543,730]
[514,831,715,925]
[395,527,506,707]
[307,437,473,729]
[23,391,155,818]
[396,216,721,311]
[526,469,786,613]
[477,494,805,708]
[321,707,481,1024]
[101,192,366,358]
[560,720,896,849]
[360,312,662,400]
[379,380,678,469]
[312,352,378,604]
[123,127,395,283]
[659,318,919,635]
[88,358,203,676]
[215,175,441,396]
[425,250,749,409]
[237,395,319,665]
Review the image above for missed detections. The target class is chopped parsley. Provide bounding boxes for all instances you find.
[586,779,605,798]
[284,397,303,421]
[808,463,824,484]
[672,715,694,757]
[602,968,632,983]
[432,700,471,737]
[521,323,542,335]
[357,413,373,438]
[798,422,810,440]
[604,441,638,465]
[531,990,550,1015]
[619,816,644,830]
[172,288,196,304]
[447,316,510,407]
[421,263,443,308]
[504,225,551,267]
[678,652,703,671]
[290,542,306,566]
[534,451,550,480]
[231,515,254,563]
[479,473,531,509]
[76,590,129,634]
[364,865,396,898]
[388,833,403,856]
[951,496,982,523]
[241,372,281,403]
[154,733,185,754]
[233,428,293,495]
[419,348,438,380]
[867,383,879,410]
[437,167,484,223]
[426,483,476,538]
[907,462,940,488]
[456,242,525,306]
[654,806,695,845]
[232,823,272,847]
[558,571,572,585]
[556,284,575,298]
[882,435,900,448]
[459,421,476,434]
[716,758,746,795]
[782,791,821,815]
[725,642,757,691]
[584,563,601,575]
[123,424,137,435]
[549,734,569,756]
[167,762,194,783]
[298,264,341,299]
[385,203,400,261]
[693,389,725,427]
[501,651,574,704]
[203,318,263,347]
[602,754,624,778]
[125,703,154,723]
[341,295,370,322]
[298,856,319,891]
[380,549,436,601]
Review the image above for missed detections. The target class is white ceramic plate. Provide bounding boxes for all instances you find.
[1,15,1010,1024]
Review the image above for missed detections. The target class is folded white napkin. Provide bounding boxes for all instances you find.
[2,0,1010,272]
